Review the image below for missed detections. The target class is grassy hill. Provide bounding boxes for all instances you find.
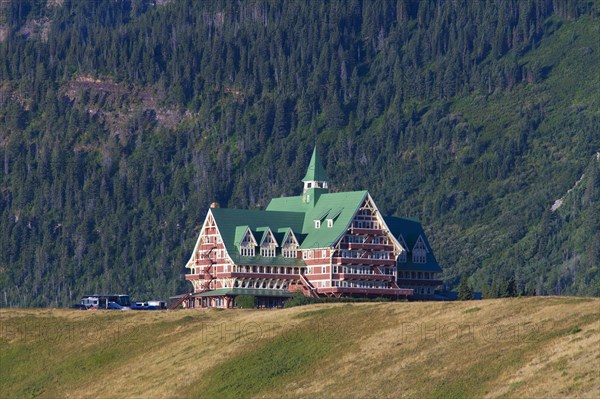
[1,297,599,398]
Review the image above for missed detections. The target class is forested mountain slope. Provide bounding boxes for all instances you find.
[0,0,598,306]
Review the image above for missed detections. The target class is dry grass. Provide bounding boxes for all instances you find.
[0,297,598,398]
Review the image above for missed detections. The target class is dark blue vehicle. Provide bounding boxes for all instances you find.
[132,300,167,310]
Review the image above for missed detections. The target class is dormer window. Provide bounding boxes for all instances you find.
[398,251,407,263]
[238,227,257,257]
[314,220,321,229]
[259,228,278,257]
[327,219,333,228]
[412,236,427,264]
[281,229,299,258]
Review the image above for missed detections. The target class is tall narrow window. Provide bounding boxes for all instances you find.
[398,251,407,263]
[412,237,427,264]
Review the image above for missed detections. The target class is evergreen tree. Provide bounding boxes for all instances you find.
[490,276,499,299]
[482,280,491,299]
[507,275,517,297]
[458,275,474,300]
[499,279,510,298]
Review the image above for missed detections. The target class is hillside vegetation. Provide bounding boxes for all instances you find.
[1,297,599,398]
[0,0,599,306]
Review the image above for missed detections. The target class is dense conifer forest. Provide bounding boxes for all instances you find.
[0,0,598,306]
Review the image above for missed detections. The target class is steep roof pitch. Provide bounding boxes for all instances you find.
[234,226,256,246]
[384,216,442,273]
[278,227,299,246]
[256,227,278,246]
[210,208,305,266]
[302,146,328,182]
[267,190,368,249]
[204,195,441,272]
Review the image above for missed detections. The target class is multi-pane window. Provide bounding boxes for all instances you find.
[282,232,298,258]
[257,230,277,257]
[413,251,426,263]
[261,247,276,257]
[240,230,256,256]
[282,247,298,258]
[240,247,255,256]
[413,238,427,264]
[398,251,407,263]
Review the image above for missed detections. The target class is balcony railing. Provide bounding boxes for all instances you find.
[397,278,443,286]
[350,227,384,235]
[219,272,300,280]
[332,273,394,281]
[332,257,396,266]
[319,287,413,296]
[339,242,392,251]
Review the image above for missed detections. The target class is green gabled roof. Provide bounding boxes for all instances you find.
[315,208,332,221]
[206,191,441,272]
[328,208,343,220]
[267,190,368,249]
[272,230,286,246]
[211,207,305,260]
[234,225,253,246]
[302,146,328,182]
[278,227,297,245]
[383,216,428,249]
[256,227,278,246]
[384,216,442,273]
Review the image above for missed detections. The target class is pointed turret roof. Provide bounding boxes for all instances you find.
[302,146,328,182]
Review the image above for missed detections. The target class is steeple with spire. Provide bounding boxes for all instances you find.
[302,146,328,205]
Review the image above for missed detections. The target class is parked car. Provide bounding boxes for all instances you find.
[132,300,167,310]
[107,301,125,310]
